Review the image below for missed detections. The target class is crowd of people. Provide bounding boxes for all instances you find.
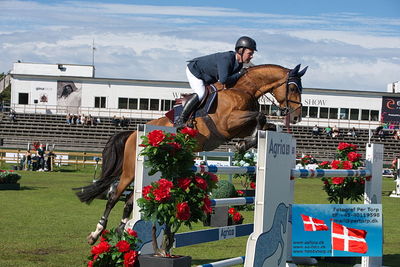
[375,122,400,141]
[111,115,129,127]
[66,113,100,126]
[312,125,358,138]
[22,142,56,171]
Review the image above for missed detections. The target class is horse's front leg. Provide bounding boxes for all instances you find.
[116,191,134,234]
[235,112,267,152]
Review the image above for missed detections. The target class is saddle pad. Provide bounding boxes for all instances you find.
[165,85,218,124]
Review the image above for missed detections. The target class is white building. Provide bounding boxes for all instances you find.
[7,62,400,129]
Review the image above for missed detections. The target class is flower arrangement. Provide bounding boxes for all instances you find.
[137,127,218,257]
[299,154,317,167]
[232,150,257,190]
[87,228,140,267]
[228,207,244,225]
[0,170,21,184]
[318,142,365,204]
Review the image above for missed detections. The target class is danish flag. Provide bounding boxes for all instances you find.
[301,214,328,231]
[332,222,368,254]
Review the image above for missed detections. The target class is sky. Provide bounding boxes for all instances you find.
[1,0,399,92]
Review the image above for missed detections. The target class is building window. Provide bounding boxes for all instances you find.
[260,104,270,114]
[329,108,338,119]
[320,107,329,119]
[94,96,106,108]
[18,93,29,104]
[150,99,159,111]
[271,105,280,116]
[361,109,369,120]
[140,99,149,110]
[340,108,349,120]
[301,106,308,118]
[309,106,318,118]
[350,109,359,120]
[118,98,128,109]
[161,99,173,111]
[128,99,138,109]
[370,110,379,121]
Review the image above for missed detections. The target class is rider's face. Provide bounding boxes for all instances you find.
[238,49,254,64]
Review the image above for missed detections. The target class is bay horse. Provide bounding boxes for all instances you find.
[75,63,307,244]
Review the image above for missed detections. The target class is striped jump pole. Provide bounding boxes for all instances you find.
[197,256,245,267]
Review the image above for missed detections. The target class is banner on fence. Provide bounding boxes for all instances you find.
[292,204,382,257]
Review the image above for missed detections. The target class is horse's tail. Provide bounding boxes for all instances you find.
[74,130,134,204]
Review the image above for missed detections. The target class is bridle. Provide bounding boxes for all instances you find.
[260,71,303,116]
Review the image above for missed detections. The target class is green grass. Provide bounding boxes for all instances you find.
[0,165,399,266]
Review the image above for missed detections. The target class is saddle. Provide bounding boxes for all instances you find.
[165,85,218,125]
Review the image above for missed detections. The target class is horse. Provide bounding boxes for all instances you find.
[75,63,307,245]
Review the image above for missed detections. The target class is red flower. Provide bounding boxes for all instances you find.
[124,250,138,267]
[195,176,208,190]
[88,260,93,267]
[147,130,165,147]
[337,142,351,150]
[91,241,111,255]
[116,240,131,253]
[237,190,244,196]
[228,208,236,215]
[202,196,212,214]
[177,177,192,190]
[127,228,138,237]
[331,160,341,169]
[250,181,256,189]
[153,187,171,202]
[319,161,330,166]
[342,161,353,169]
[323,180,329,185]
[142,185,153,200]
[158,178,173,189]
[180,127,198,137]
[347,152,361,162]
[168,142,182,151]
[233,212,243,223]
[205,172,218,182]
[332,177,345,185]
[176,202,191,221]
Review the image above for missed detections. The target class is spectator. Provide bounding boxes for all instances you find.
[96,117,101,125]
[347,127,358,138]
[66,113,72,124]
[378,129,385,141]
[46,150,56,171]
[37,144,46,171]
[120,116,129,127]
[394,130,400,140]
[312,125,320,136]
[324,125,332,137]
[25,150,32,170]
[9,110,16,122]
[332,125,339,137]
[111,115,120,127]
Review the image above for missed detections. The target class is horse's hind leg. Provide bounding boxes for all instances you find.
[116,191,134,234]
[87,132,138,244]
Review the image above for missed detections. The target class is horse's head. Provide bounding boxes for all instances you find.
[271,64,307,124]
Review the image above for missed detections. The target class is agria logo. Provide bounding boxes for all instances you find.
[268,138,291,158]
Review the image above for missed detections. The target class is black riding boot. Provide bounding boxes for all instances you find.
[175,94,200,128]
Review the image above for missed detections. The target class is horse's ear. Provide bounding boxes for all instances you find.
[298,66,308,77]
[291,64,301,75]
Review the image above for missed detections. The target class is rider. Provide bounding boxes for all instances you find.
[175,36,257,128]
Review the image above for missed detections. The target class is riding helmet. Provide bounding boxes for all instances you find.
[235,36,257,51]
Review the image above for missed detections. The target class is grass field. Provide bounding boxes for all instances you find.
[0,164,399,267]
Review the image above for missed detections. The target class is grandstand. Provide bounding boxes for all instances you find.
[1,108,399,164]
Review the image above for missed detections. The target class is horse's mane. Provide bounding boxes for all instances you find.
[247,64,289,72]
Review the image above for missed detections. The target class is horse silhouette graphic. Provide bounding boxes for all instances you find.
[253,202,289,266]
[130,220,165,251]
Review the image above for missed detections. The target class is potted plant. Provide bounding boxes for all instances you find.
[87,227,141,267]
[0,170,21,190]
[136,127,218,266]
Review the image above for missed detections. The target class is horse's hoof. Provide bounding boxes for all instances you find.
[87,233,97,245]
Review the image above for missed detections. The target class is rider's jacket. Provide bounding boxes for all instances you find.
[187,51,243,85]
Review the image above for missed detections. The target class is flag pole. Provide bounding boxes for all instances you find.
[331,219,334,257]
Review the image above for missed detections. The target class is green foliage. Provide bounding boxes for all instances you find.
[232,150,256,189]
[0,170,21,184]
[211,180,237,199]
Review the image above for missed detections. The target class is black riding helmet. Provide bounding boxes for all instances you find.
[235,36,257,52]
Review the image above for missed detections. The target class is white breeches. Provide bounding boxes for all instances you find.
[186,66,206,101]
